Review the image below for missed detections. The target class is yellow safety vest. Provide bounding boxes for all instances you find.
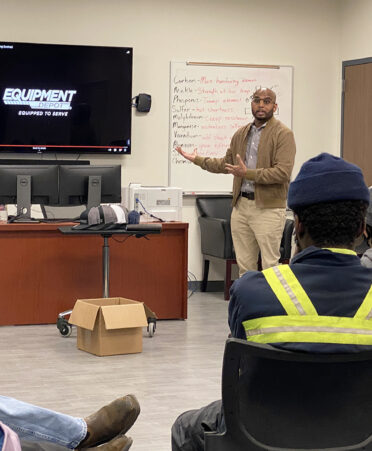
[243,249,372,345]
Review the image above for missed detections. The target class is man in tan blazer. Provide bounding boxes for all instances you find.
[176,88,296,276]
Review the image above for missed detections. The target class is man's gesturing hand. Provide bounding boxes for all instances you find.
[175,146,198,163]
[225,154,247,177]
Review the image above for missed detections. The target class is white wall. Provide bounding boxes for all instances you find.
[340,0,372,61]
[0,0,344,279]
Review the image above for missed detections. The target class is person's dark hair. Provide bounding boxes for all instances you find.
[294,200,368,248]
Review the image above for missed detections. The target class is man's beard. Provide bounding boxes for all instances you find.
[252,110,274,122]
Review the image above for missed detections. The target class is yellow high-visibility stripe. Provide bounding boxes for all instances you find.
[262,267,301,315]
[244,314,372,332]
[243,315,372,345]
[246,330,372,345]
[354,285,372,319]
[322,248,357,256]
[245,254,372,346]
[277,265,318,316]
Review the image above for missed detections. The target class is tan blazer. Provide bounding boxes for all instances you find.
[193,117,296,208]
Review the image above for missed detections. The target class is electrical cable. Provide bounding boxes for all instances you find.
[135,198,165,222]
[111,235,132,244]
[187,270,197,298]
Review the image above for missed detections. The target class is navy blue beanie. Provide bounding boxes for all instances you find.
[288,153,369,210]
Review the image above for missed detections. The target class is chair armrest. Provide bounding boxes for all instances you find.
[198,217,234,259]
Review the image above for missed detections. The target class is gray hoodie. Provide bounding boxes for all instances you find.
[361,248,372,268]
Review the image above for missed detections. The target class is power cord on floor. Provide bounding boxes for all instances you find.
[187,271,197,298]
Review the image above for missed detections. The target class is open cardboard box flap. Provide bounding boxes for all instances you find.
[101,303,147,330]
[143,303,157,320]
[69,297,149,331]
[69,300,101,331]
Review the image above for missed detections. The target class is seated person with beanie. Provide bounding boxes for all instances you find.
[0,394,139,451]
[171,153,372,451]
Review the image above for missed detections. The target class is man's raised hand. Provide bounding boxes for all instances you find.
[175,146,198,163]
[225,154,247,177]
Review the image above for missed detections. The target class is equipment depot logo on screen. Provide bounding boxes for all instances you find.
[2,88,77,110]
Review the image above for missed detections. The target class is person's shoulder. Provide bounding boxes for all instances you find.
[269,119,295,147]
[231,270,268,296]
[236,268,264,282]
[270,118,292,134]
[230,269,284,319]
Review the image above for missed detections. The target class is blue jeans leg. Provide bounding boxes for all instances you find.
[0,396,86,449]
[0,426,4,449]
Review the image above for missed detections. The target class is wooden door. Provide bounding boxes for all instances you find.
[342,59,372,186]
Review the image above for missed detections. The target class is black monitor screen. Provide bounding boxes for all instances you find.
[0,165,59,219]
[0,42,132,155]
[59,165,121,208]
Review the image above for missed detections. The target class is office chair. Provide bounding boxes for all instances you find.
[205,338,372,451]
[196,195,235,300]
[196,195,294,300]
[278,217,294,263]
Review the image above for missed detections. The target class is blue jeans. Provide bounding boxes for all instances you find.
[0,396,86,449]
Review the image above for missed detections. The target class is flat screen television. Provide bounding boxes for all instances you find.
[0,42,132,155]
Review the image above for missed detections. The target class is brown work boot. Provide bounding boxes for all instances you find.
[77,395,140,449]
[83,435,133,450]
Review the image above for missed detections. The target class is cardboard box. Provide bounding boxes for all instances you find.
[69,297,150,356]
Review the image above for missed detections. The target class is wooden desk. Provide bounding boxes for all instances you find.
[0,222,188,325]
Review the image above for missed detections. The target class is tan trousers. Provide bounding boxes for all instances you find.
[231,197,286,277]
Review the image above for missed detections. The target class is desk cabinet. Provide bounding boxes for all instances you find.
[0,222,188,325]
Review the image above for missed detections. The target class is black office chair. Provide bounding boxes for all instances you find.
[196,195,235,300]
[279,217,294,263]
[196,196,294,300]
[205,338,372,451]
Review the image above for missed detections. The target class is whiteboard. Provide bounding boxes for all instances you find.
[168,61,293,193]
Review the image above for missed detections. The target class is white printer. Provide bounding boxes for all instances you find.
[123,183,183,222]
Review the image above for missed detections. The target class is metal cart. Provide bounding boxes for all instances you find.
[56,224,161,338]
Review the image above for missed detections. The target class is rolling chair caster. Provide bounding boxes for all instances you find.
[57,310,73,337]
[147,317,156,337]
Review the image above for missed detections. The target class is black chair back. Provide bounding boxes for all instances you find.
[205,338,372,450]
[280,218,294,262]
[196,196,232,222]
[196,196,234,260]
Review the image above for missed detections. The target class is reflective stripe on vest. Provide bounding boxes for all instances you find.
[243,263,372,345]
[262,265,317,316]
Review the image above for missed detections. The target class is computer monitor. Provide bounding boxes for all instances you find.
[59,165,121,209]
[0,165,59,221]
